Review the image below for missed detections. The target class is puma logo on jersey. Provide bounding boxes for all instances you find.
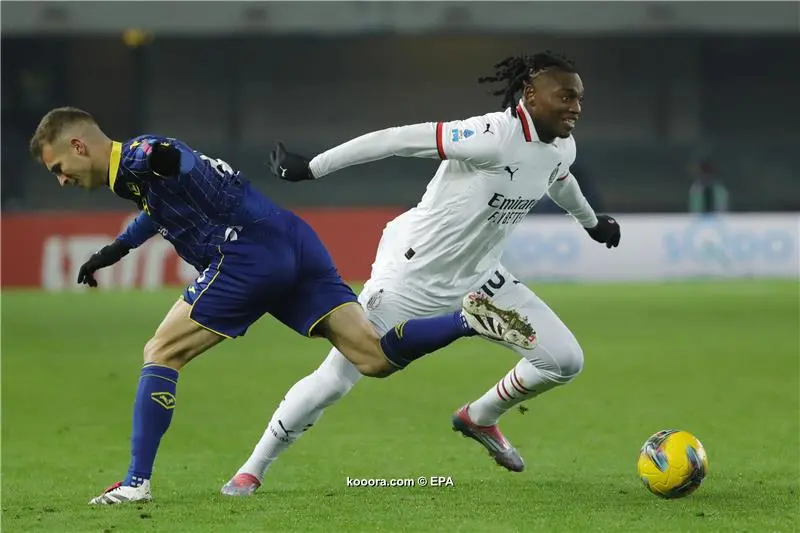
[504,166,519,180]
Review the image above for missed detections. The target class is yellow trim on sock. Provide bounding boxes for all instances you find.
[140,373,178,386]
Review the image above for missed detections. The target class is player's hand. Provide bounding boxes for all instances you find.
[148,142,181,178]
[585,215,621,248]
[269,142,315,182]
[77,240,131,287]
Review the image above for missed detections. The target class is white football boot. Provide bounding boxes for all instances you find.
[88,480,152,505]
[461,292,537,350]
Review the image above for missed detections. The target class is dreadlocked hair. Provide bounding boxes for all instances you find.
[478,51,576,117]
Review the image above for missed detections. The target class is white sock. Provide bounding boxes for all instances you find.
[467,359,559,426]
[237,349,362,481]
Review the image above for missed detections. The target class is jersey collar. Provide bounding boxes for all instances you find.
[107,141,122,191]
[515,100,539,143]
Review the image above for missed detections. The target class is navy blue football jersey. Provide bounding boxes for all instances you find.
[109,135,283,271]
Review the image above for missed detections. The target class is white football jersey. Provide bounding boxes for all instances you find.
[309,100,597,298]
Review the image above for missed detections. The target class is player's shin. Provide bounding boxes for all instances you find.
[124,364,179,487]
[467,359,560,426]
[379,311,476,369]
[231,350,360,489]
[237,374,325,480]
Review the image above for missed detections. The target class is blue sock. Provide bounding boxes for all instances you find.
[379,311,476,369]
[123,364,179,487]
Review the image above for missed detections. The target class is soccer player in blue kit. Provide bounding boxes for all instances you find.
[29,107,537,505]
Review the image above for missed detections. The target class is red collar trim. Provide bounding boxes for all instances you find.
[516,104,532,142]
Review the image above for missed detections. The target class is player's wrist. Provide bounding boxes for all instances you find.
[307,157,322,179]
[110,238,135,253]
[100,240,132,262]
[580,212,599,229]
[272,145,316,181]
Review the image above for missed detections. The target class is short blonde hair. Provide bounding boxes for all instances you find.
[29,107,96,160]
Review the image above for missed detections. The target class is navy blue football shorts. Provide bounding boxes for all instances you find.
[182,214,358,338]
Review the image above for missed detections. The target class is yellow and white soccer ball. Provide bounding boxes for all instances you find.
[637,429,708,499]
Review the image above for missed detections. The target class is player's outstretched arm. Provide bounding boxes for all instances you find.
[546,174,620,248]
[271,115,505,182]
[77,212,157,287]
[308,123,440,178]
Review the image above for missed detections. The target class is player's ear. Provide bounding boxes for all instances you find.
[70,138,87,156]
[522,84,536,108]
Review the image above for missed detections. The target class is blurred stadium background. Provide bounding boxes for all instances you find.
[2,1,798,288]
[2,2,800,288]
[1,3,798,532]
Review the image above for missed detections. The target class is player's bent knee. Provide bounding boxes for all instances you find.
[143,329,222,369]
[142,335,191,369]
[351,357,394,378]
[332,336,395,377]
[556,339,585,382]
[143,336,174,366]
[143,300,226,369]
[355,340,397,378]
[338,340,395,378]
[317,304,396,378]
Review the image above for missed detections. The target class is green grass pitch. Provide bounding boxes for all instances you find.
[2,281,798,532]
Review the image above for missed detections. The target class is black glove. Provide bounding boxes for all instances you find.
[585,215,621,249]
[77,240,131,287]
[148,142,181,177]
[269,142,315,182]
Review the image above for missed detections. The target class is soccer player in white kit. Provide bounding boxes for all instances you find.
[222,52,621,494]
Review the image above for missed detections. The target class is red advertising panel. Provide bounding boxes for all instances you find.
[1,208,403,289]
